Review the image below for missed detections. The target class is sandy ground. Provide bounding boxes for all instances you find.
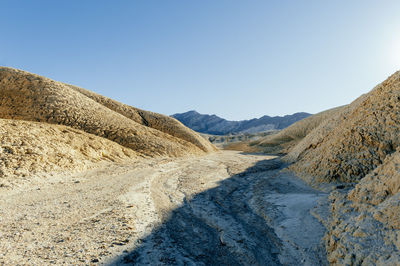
[0,151,327,265]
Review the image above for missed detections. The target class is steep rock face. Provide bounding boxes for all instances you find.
[289,71,400,184]
[0,67,216,157]
[172,110,311,135]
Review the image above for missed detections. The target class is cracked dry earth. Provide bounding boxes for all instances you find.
[0,151,328,265]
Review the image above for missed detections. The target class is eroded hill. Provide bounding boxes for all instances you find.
[286,76,400,184]
[0,67,216,186]
[0,118,138,187]
[285,72,400,264]
[0,67,215,159]
[219,106,345,154]
[249,106,346,154]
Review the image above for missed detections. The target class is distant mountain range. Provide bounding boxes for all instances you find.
[171,110,311,135]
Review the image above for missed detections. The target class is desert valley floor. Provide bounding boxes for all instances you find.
[0,151,328,265]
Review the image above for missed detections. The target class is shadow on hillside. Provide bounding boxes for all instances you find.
[107,158,285,265]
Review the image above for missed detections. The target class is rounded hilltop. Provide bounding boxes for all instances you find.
[0,67,216,183]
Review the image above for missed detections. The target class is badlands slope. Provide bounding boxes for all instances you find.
[221,106,344,154]
[249,106,345,154]
[284,72,400,264]
[0,119,138,187]
[0,67,215,184]
[227,71,400,264]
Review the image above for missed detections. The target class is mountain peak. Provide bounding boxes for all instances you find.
[172,111,311,135]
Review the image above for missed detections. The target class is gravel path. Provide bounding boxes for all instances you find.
[0,151,327,265]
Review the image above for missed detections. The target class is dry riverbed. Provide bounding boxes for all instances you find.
[0,151,328,265]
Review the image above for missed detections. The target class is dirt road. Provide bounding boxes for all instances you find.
[0,151,327,265]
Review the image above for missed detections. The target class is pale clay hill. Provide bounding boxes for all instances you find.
[0,119,138,187]
[221,106,345,154]
[0,67,215,152]
[276,72,400,265]
[227,71,400,264]
[0,67,215,184]
[247,106,346,154]
[289,72,400,265]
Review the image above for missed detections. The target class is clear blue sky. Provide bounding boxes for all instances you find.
[1,1,400,120]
